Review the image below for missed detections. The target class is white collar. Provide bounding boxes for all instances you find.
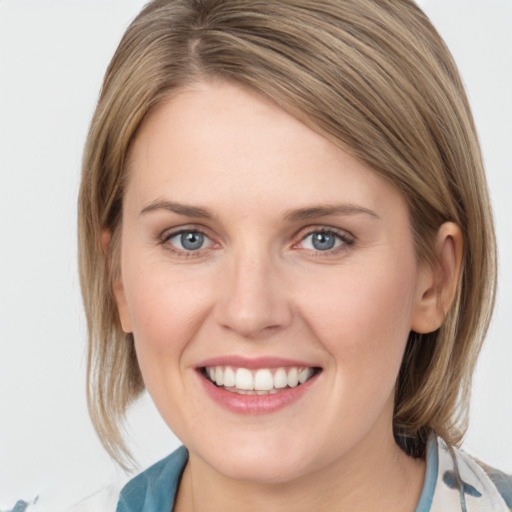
[416,435,510,512]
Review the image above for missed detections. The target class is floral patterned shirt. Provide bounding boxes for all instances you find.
[420,435,512,511]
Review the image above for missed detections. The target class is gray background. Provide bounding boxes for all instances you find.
[1,0,511,508]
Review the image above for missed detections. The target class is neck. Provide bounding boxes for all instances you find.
[174,420,425,512]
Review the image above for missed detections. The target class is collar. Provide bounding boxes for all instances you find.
[416,435,510,512]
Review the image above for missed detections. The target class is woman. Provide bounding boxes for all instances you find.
[78,0,511,510]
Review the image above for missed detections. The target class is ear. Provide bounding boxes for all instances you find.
[411,222,463,334]
[102,229,133,334]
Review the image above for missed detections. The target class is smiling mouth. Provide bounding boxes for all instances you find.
[202,366,321,395]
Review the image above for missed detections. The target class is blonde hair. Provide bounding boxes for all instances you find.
[78,0,496,467]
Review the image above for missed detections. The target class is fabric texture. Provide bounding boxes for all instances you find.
[116,437,512,512]
[116,446,188,512]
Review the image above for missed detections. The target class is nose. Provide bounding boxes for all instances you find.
[214,249,293,339]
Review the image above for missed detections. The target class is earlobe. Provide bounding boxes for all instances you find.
[411,222,463,334]
[102,229,133,334]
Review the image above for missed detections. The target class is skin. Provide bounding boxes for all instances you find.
[113,81,462,511]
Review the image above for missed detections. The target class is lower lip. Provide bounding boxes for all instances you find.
[198,370,320,415]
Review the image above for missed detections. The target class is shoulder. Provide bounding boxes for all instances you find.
[4,486,120,512]
[62,486,120,512]
[435,436,512,511]
[473,458,512,510]
[116,446,189,512]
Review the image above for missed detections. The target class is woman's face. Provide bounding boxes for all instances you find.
[115,81,429,483]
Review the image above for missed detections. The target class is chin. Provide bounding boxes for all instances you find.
[196,436,321,484]
[215,456,309,484]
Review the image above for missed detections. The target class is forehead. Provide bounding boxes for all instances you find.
[125,81,402,220]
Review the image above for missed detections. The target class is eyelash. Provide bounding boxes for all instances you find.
[158,226,355,258]
[158,228,213,258]
[295,228,354,256]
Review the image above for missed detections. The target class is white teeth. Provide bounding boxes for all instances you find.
[299,367,314,384]
[287,367,299,388]
[205,365,317,392]
[223,366,235,387]
[274,368,288,389]
[235,368,254,390]
[215,366,224,386]
[254,369,273,391]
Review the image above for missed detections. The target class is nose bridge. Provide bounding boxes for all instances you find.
[215,241,292,338]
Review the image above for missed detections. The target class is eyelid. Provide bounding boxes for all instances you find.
[292,226,355,252]
[158,225,218,256]
[156,224,355,257]
[160,226,209,241]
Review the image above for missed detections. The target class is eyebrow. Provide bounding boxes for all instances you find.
[283,204,379,222]
[139,200,214,219]
[139,200,379,222]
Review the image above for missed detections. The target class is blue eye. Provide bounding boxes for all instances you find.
[167,230,211,251]
[300,231,347,251]
[311,232,337,251]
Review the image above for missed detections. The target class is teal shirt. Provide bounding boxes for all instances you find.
[116,446,188,512]
[116,438,512,512]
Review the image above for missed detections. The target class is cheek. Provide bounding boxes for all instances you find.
[121,258,213,368]
[299,257,417,384]
[122,266,216,417]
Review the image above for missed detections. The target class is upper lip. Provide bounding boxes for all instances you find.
[196,355,320,370]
